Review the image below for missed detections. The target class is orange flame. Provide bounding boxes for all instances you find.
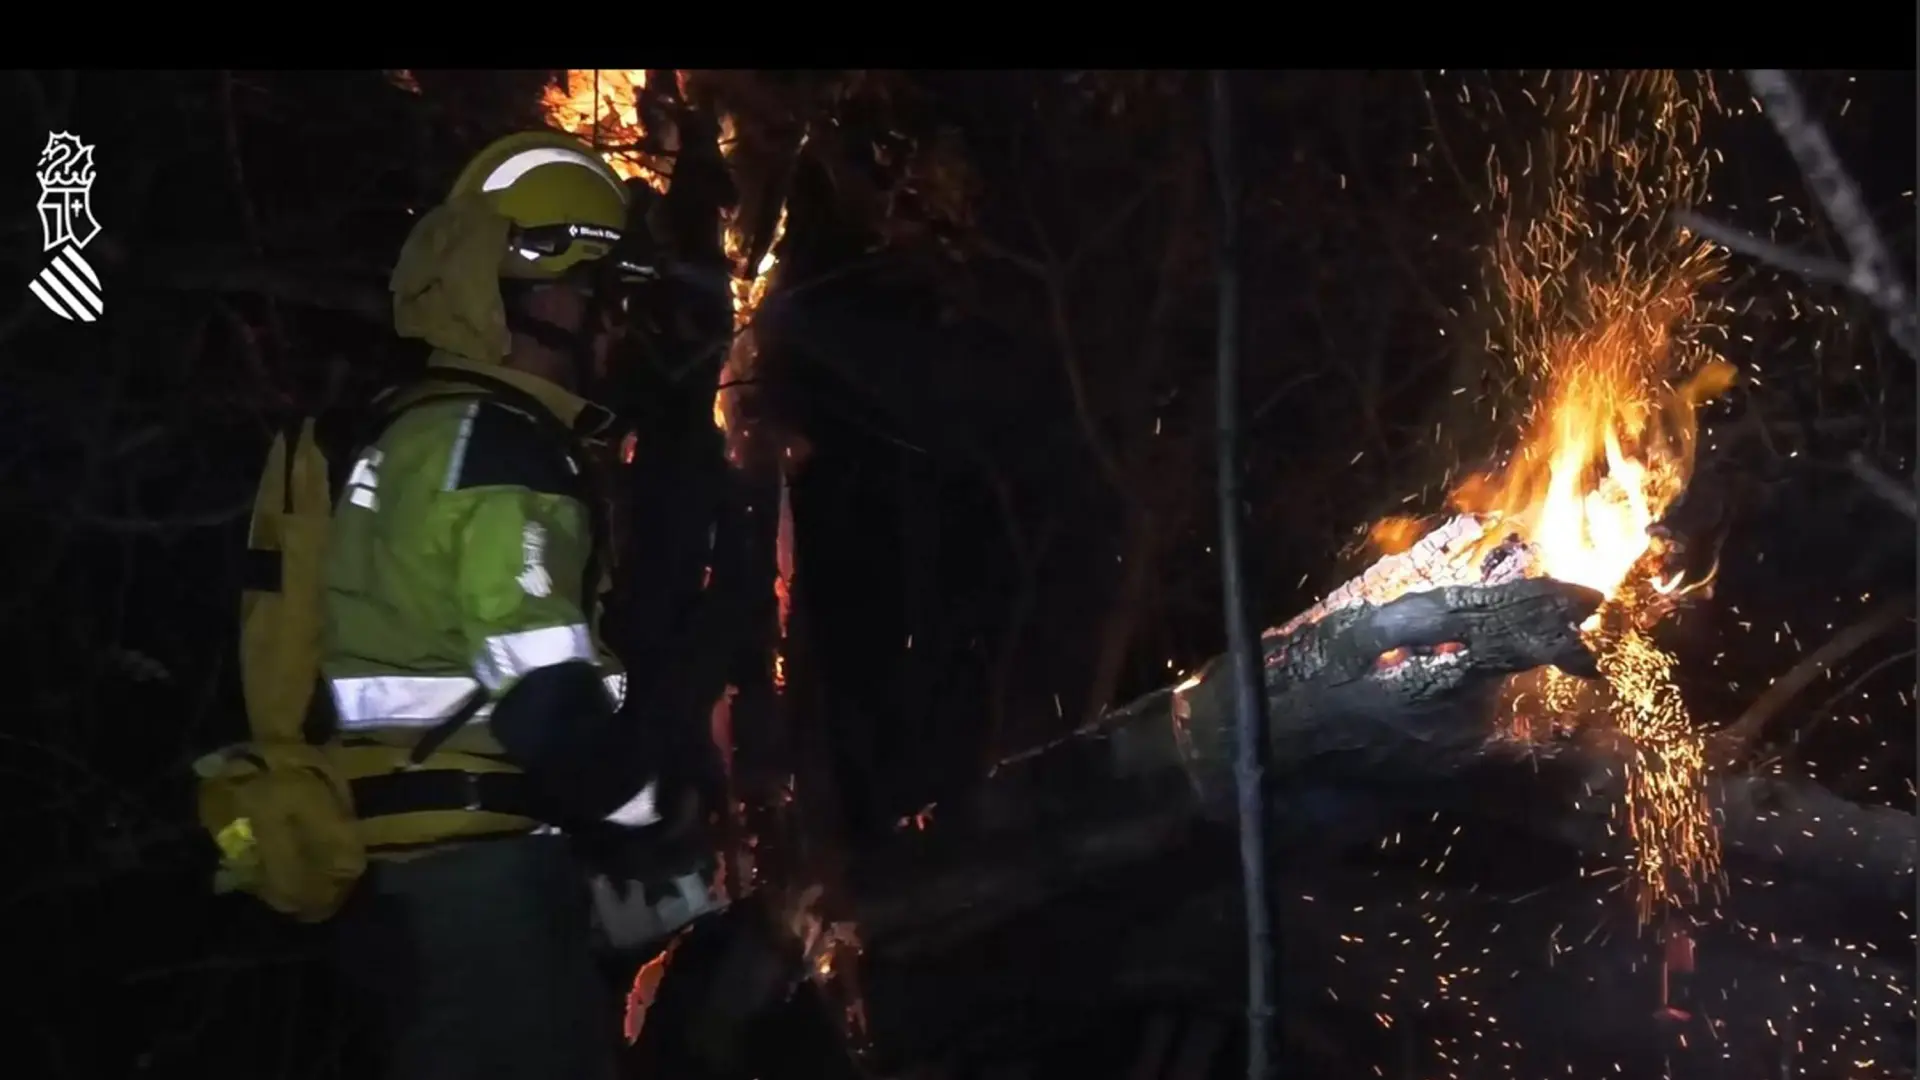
[712,111,799,441]
[535,72,793,444]
[539,70,672,193]
[622,935,682,1045]
[1453,264,1724,613]
[1451,72,1728,608]
[1442,70,1730,921]
[1366,515,1427,558]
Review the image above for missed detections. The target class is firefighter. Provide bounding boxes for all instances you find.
[324,130,710,1080]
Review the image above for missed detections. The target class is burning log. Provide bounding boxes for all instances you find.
[1096,529,1916,909]
[1107,526,1601,800]
[1267,513,1540,636]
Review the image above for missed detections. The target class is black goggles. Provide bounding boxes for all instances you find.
[508,222,661,287]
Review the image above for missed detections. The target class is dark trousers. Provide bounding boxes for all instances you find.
[335,834,618,1080]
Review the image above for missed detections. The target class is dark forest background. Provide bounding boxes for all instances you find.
[0,69,1912,1077]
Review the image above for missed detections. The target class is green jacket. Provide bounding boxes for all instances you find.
[321,353,654,828]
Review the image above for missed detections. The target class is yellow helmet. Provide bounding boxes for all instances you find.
[448,130,637,281]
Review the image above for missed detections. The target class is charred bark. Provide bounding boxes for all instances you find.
[1082,512,1158,725]
[1106,576,1601,796]
[1110,583,1914,904]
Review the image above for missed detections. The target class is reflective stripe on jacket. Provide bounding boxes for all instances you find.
[320,354,627,771]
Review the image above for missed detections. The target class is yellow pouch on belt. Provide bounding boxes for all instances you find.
[193,741,366,923]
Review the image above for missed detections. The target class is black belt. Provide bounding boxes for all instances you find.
[350,769,538,821]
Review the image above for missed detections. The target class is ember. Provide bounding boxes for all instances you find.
[1271,513,1536,637]
[623,936,682,1045]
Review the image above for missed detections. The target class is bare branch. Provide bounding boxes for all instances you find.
[1673,209,1853,288]
[218,70,291,362]
[1797,647,1918,747]
[1846,451,1919,520]
[1744,69,1919,362]
[1712,594,1916,759]
[1041,260,1138,509]
[968,235,1046,280]
[1061,167,1175,275]
[63,496,254,535]
[152,256,387,323]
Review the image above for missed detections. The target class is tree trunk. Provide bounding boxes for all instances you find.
[899,453,941,796]
[986,532,1048,768]
[1081,512,1157,726]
